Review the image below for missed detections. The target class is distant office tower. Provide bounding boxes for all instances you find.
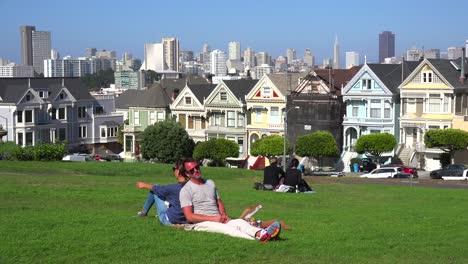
[323,58,331,69]
[286,49,296,64]
[44,57,97,77]
[203,43,211,53]
[424,49,440,59]
[210,50,227,76]
[275,56,288,71]
[179,50,194,64]
[345,52,359,69]
[333,35,340,69]
[20,25,35,66]
[86,48,97,58]
[253,64,274,79]
[256,52,270,65]
[379,31,395,63]
[51,49,60,60]
[448,47,463,60]
[96,50,116,59]
[303,48,314,67]
[244,48,255,68]
[228,41,241,60]
[406,47,423,61]
[31,30,51,75]
[202,43,211,72]
[162,37,179,71]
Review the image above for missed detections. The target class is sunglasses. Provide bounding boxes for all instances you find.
[172,167,177,171]
[188,165,200,174]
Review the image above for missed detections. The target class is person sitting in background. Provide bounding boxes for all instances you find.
[263,157,285,189]
[284,158,302,188]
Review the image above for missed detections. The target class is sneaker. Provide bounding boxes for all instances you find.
[137,211,147,217]
[258,221,281,242]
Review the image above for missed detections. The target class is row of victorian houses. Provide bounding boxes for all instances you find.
[1,56,468,171]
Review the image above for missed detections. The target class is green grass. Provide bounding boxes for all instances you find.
[1,161,468,263]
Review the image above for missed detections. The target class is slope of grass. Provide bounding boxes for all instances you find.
[1,161,468,263]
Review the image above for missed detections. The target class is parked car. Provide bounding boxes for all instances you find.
[442,169,468,180]
[359,158,377,172]
[103,154,123,162]
[360,167,412,179]
[62,153,91,162]
[381,164,418,178]
[430,164,467,179]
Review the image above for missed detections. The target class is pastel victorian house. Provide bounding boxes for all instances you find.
[170,83,216,142]
[399,57,468,170]
[0,78,123,153]
[204,79,258,158]
[288,67,359,169]
[341,62,418,171]
[245,73,305,155]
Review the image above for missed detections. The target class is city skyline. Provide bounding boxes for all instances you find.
[1,0,467,65]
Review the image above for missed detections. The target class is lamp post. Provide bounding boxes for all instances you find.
[283,106,299,171]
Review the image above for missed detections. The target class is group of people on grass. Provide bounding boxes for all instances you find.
[135,158,287,242]
[263,157,314,193]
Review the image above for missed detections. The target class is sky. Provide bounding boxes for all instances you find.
[1,0,467,66]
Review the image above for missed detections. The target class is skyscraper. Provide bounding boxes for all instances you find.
[162,37,179,71]
[286,49,296,64]
[20,25,35,66]
[210,50,227,76]
[303,49,314,67]
[243,48,255,68]
[228,41,241,60]
[333,35,340,69]
[379,31,395,63]
[345,52,359,69]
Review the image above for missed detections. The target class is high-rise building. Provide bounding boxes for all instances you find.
[228,41,241,60]
[303,49,314,67]
[202,43,211,72]
[379,31,395,63]
[286,49,296,64]
[51,49,60,60]
[256,52,270,66]
[424,49,440,59]
[406,47,423,61]
[179,50,194,64]
[448,47,463,60]
[31,30,51,75]
[44,57,97,77]
[333,35,340,69]
[86,48,97,58]
[20,25,35,66]
[345,52,359,69]
[210,50,227,76]
[243,48,255,68]
[162,37,179,71]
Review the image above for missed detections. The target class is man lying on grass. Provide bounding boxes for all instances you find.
[179,158,282,242]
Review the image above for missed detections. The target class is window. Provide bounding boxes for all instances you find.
[58,107,66,120]
[17,110,23,123]
[352,104,359,117]
[362,79,371,89]
[95,106,104,115]
[179,114,186,128]
[270,107,280,124]
[50,108,56,120]
[58,128,66,141]
[25,94,31,101]
[157,112,164,122]
[106,126,118,137]
[220,92,227,101]
[263,87,271,97]
[370,130,380,134]
[78,106,86,118]
[428,94,441,112]
[227,111,235,127]
[125,135,133,152]
[237,113,244,127]
[59,93,65,99]
[79,125,87,138]
[150,112,156,124]
[237,137,244,153]
[422,71,433,83]
[213,113,221,126]
[255,109,262,122]
[407,98,416,113]
[188,116,194,129]
[17,132,23,146]
[101,127,106,137]
[443,94,450,112]
[25,110,33,123]
[134,111,139,125]
[370,100,381,118]
[384,102,391,118]
[38,91,47,98]
[428,125,439,130]
[185,97,192,105]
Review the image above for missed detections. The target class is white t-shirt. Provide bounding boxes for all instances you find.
[179,179,221,216]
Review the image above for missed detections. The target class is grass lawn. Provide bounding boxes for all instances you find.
[1,161,468,263]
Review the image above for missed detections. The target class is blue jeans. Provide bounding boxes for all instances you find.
[142,187,172,225]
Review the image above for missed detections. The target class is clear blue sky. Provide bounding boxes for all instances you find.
[1,0,467,65]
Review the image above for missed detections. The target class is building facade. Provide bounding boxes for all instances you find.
[379,31,395,63]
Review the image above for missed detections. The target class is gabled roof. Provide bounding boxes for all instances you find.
[159,75,209,95]
[314,66,361,95]
[115,83,171,109]
[188,83,217,103]
[367,62,419,93]
[426,58,468,89]
[266,72,307,95]
[0,78,94,104]
[222,79,258,103]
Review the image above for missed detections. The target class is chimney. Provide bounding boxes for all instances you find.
[172,89,180,101]
[460,48,466,84]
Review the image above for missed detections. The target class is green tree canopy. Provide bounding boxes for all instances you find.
[425,129,468,163]
[80,69,115,91]
[354,133,397,157]
[140,119,195,163]
[295,131,338,166]
[193,138,239,166]
[250,135,289,157]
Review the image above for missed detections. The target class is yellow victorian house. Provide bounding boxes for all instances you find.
[245,73,305,156]
[399,57,468,170]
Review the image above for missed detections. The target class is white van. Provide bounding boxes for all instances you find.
[442,169,468,181]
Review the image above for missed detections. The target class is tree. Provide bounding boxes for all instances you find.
[140,119,195,163]
[143,70,159,85]
[295,131,338,167]
[425,129,468,164]
[193,138,239,166]
[250,135,289,157]
[354,133,397,158]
